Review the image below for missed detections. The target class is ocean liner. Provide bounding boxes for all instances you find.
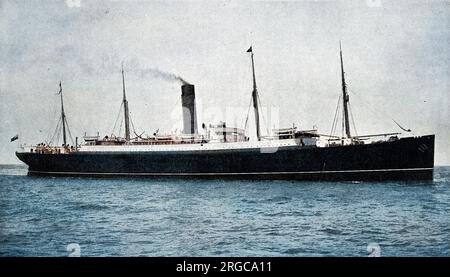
[16,46,435,180]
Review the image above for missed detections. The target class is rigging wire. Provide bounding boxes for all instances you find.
[243,94,253,132]
[64,117,75,145]
[45,97,60,143]
[49,116,62,145]
[393,120,411,132]
[118,115,124,138]
[129,113,144,139]
[111,102,124,137]
[348,88,412,133]
[130,113,137,135]
[257,93,270,136]
[55,118,62,146]
[348,102,358,137]
[48,117,58,144]
[341,104,345,138]
[334,99,341,138]
[329,95,342,138]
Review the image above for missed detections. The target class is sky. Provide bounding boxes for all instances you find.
[0,0,449,164]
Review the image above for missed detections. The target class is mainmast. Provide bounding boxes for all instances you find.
[59,81,67,146]
[122,64,130,141]
[247,46,261,141]
[340,42,351,139]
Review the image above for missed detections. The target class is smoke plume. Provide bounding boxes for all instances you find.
[140,68,190,85]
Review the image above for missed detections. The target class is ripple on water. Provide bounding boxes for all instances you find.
[262,196,292,204]
[282,248,303,255]
[320,228,344,235]
[241,199,258,204]
[70,201,111,211]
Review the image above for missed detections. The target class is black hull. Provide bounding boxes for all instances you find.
[16,135,435,181]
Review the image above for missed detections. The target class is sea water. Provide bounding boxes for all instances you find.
[0,165,449,256]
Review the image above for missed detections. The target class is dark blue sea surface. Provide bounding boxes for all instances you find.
[0,165,449,257]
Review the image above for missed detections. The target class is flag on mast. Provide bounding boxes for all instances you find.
[246,46,252,53]
[58,81,62,94]
[10,134,19,142]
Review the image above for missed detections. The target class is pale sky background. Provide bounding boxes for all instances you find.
[0,0,449,164]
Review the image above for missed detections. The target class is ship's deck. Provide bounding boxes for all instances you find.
[17,135,416,154]
[77,138,308,152]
